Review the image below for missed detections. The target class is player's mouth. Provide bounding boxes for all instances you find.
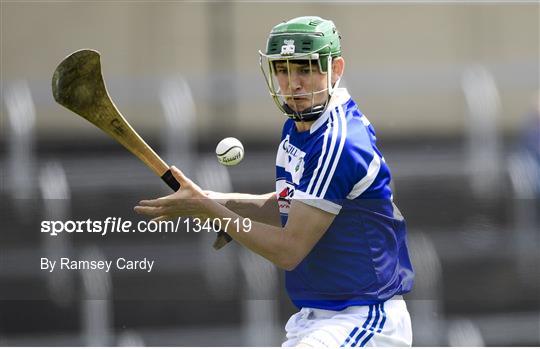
[287,97,310,104]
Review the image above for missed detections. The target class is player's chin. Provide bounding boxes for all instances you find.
[285,99,311,112]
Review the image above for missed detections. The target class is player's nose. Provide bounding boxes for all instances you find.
[288,73,303,91]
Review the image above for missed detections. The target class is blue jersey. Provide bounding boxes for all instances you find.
[275,88,414,311]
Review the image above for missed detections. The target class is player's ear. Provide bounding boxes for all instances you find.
[331,57,345,83]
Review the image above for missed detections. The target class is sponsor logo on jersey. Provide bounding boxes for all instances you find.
[282,138,301,157]
[277,136,306,186]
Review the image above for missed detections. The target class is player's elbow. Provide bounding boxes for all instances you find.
[276,248,306,271]
[278,257,300,271]
[277,261,298,271]
[273,228,313,271]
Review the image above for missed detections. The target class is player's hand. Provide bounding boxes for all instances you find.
[134,166,210,221]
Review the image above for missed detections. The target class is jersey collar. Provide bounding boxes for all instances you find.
[310,88,351,134]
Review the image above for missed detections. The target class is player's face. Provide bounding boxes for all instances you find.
[273,60,328,113]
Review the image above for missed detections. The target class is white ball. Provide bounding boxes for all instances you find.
[215,137,244,166]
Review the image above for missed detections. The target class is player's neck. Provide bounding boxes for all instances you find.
[294,120,315,132]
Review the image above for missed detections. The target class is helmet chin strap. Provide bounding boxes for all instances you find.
[282,102,327,122]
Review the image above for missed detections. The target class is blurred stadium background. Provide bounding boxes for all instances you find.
[1,1,539,346]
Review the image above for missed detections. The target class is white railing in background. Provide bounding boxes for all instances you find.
[462,66,503,200]
[80,247,113,346]
[39,161,74,307]
[4,81,37,207]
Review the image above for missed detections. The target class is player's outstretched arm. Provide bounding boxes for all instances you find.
[134,166,334,270]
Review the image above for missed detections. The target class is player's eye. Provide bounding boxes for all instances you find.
[299,66,314,74]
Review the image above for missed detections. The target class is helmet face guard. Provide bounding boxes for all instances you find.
[259,50,336,122]
[259,16,342,122]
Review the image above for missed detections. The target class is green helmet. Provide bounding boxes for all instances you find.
[265,16,341,72]
[259,16,343,121]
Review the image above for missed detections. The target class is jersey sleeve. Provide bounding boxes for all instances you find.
[294,113,378,214]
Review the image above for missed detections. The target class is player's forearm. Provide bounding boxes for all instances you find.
[227,192,281,226]
[203,200,298,270]
[208,191,281,226]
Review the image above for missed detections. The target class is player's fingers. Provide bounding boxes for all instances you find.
[138,197,174,207]
[151,215,172,222]
[133,205,165,217]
